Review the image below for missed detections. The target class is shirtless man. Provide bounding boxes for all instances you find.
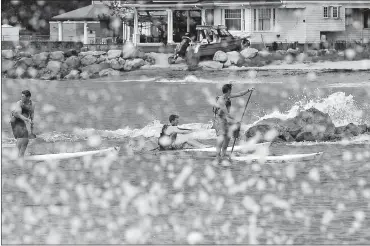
[10,90,35,157]
[213,84,254,159]
[158,114,210,150]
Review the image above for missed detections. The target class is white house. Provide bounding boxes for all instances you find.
[49,0,370,47]
[1,24,20,41]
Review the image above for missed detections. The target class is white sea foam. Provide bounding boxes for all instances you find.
[254,92,367,127]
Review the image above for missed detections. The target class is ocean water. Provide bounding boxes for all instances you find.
[1,71,370,244]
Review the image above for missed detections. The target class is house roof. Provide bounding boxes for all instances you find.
[52,4,112,21]
[52,0,282,21]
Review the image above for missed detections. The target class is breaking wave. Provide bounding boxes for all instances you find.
[2,92,368,145]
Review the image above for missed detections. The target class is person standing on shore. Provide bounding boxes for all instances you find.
[10,90,35,157]
[213,84,254,160]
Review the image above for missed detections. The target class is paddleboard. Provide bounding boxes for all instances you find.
[232,152,323,163]
[156,142,271,154]
[3,147,120,161]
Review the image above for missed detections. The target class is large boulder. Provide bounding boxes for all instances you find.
[19,51,32,58]
[99,68,120,77]
[26,67,39,78]
[246,118,295,142]
[240,48,258,59]
[107,50,122,60]
[64,70,80,80]
[223,59,232,68]
[295,107,335,134]
[335,123,368,138]
[65,56,81,69]
[123,61,133,71]
[50,51,65,61]
[2,50,14,59]
[81,55,97,66]
[213,50,228,63]
[306,50,319,57]
[80,63,110,75]
[80,71,92,80]
[198,61,223,70]
[245,108,341,142]
[287,48,300,57]
[121,43,144,59]
[129,58,145,69]
[64,49,78,58]
[226,51,244,66]
[108,58,126,70]
[46,60,62,74]
[2,59,15,73]
[276,50,287,57]
[17,57,34,67]
[143,54,156,65]
[96,55,108,63]
[32,52,49,68]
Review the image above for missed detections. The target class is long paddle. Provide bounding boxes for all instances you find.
[230,90,254,154]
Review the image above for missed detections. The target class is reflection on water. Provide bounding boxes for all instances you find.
[2,143,370,244]
[2,72,370,244]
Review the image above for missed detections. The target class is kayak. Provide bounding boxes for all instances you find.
[232,152,324,163]
[155,142,271,154]
[3,147,120,161]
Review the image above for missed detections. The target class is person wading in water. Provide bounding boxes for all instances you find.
[158,114,210,150]
[213,84,254,160]
[10,90,35,157]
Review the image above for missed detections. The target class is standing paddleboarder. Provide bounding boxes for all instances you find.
[10,90,35,157]
[213,84,254,160]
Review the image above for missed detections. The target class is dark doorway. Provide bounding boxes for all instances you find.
[173,10,201,42]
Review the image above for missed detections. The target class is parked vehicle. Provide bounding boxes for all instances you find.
[168,25,251,64]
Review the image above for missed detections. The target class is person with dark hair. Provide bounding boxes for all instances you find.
[213,83,254,160]
[158,114,209,150]
[9,90,35,157]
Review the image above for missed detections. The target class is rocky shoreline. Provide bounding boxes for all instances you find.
[245,108,370,143]
[2,43,370,80]
[1,43,155,80]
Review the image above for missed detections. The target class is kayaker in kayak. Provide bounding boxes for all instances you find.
[158,114,210,150]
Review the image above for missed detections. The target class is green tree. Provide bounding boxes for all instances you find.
[1,0,91,34]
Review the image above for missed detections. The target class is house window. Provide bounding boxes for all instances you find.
[365,10,370,28]
[253,9,257,31]
[259,8,271,30]
[332,6,340,18]
[205,9,214,26]
[253,8,275,31]
[345,8,352,26]
[323,6,329,18]
[225,9,242,31]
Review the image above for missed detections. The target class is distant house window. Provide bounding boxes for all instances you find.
[225,9,242,31]
[365,10,370,28]
[253,8,274,31]
[205,9,214,25]
[345,8,352,26]
[323,6,329,18]
[332,6,340,18]
[259,8,271,30]
[253,9,257,31]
